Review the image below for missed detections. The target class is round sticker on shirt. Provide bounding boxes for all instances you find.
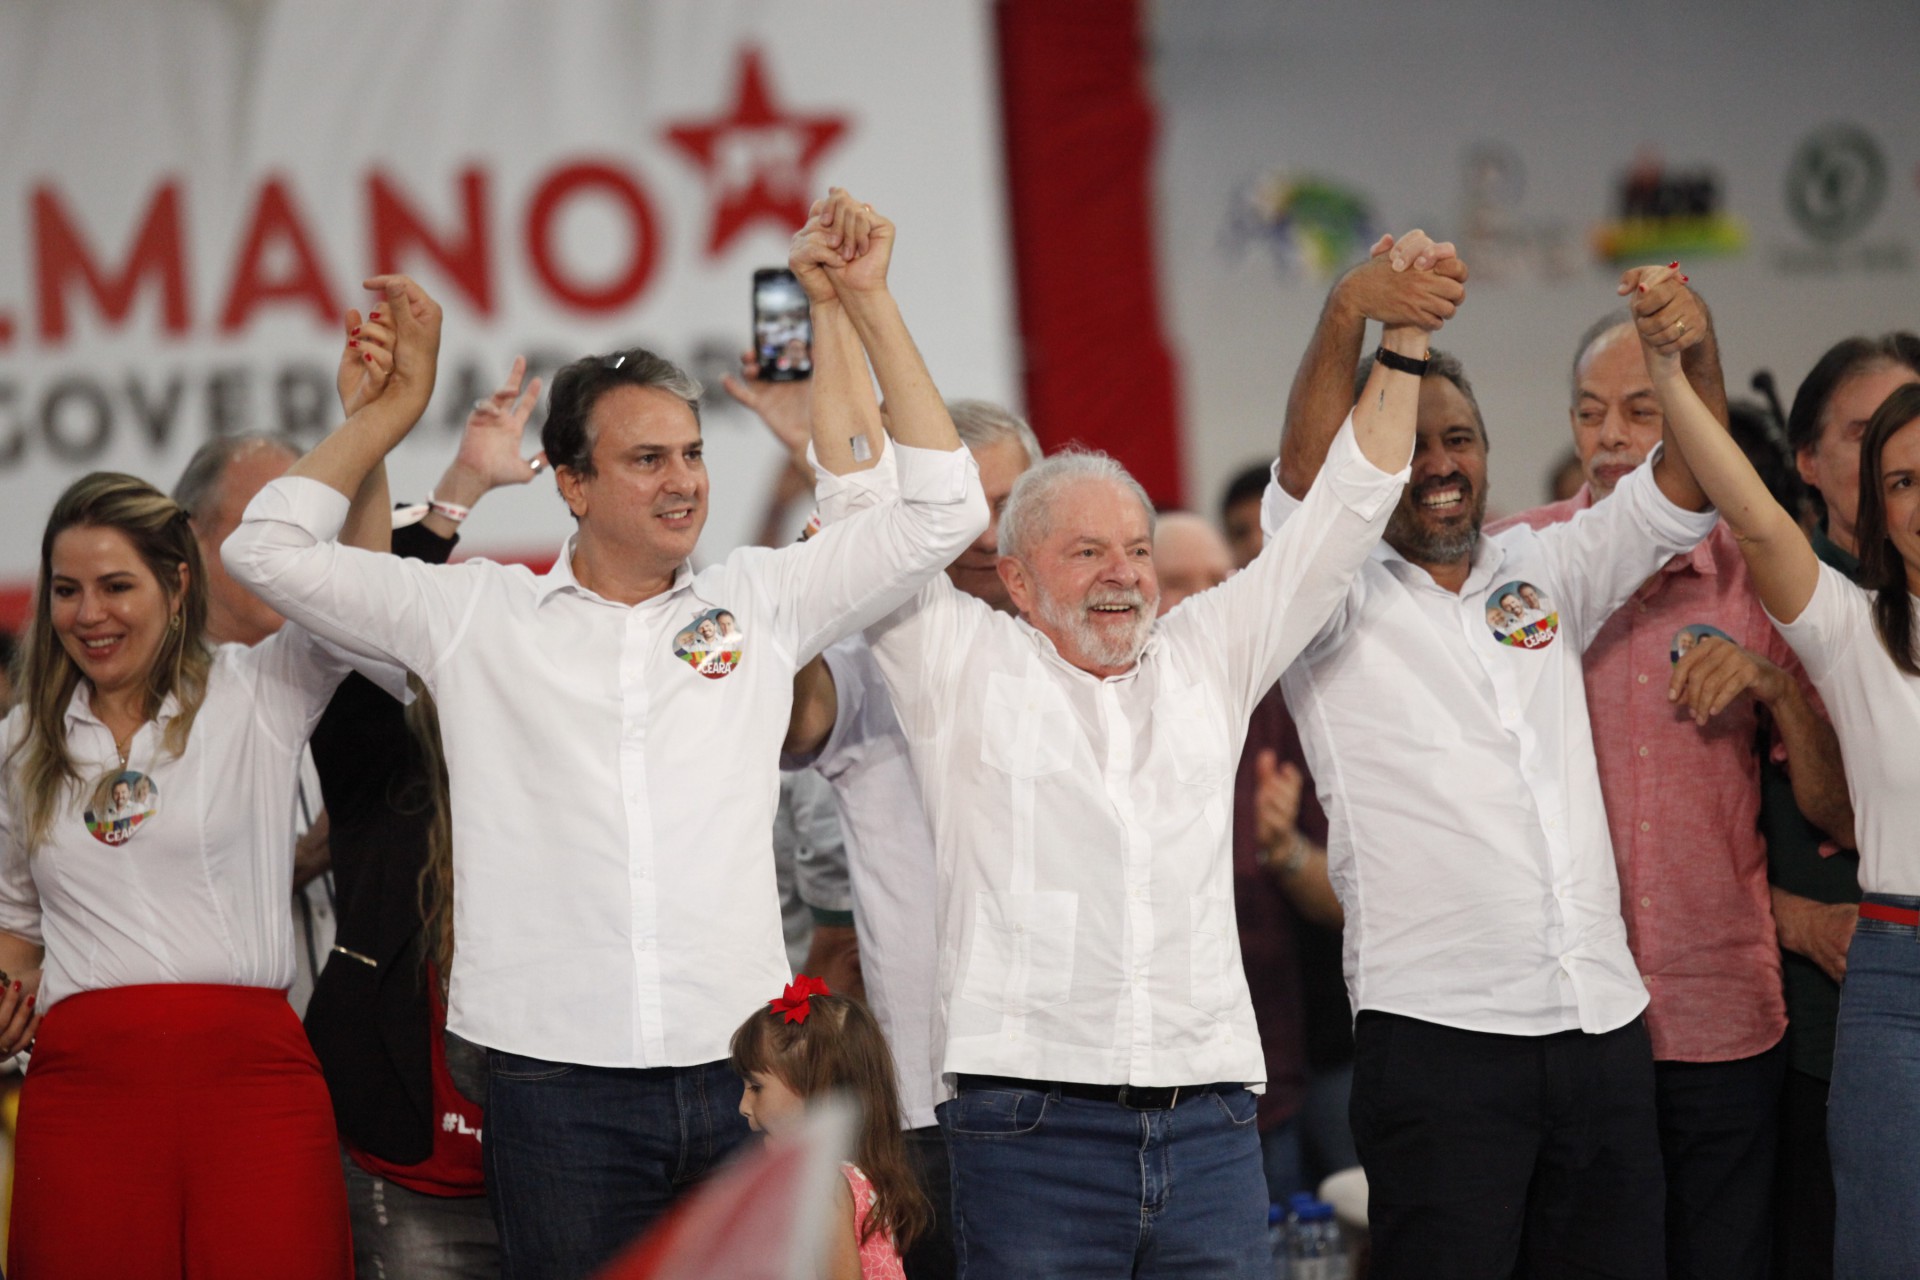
[672,607,745,679]
[1485,580,1560,650]
[83,770,159,846]
[1671,623,1734,664]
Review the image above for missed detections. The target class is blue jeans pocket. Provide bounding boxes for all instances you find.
[1209,1087,1259,1128]
[942,1088,1050,1137]
[488,1049,577,1083]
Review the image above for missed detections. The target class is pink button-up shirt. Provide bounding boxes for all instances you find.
[1493,490,1789,1062]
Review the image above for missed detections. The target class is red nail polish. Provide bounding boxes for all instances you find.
[1681,275,1689,283]
[348,340,358,348]
[10,981,18,992]
[1639,284,1647,293]
[369,312,381,322]
[24,996,32,1007]
[1668,261,1679,269]
[364,353,373,363]
[351,327,361,336]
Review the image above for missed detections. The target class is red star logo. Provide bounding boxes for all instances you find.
[663,48,850,259]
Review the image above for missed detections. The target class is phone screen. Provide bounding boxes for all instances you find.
[753,269,812,381]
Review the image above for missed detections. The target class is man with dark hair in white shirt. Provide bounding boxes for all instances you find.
[1273,231,1727,1279]
[801,233,1429,1275]
[224,189,988,1280]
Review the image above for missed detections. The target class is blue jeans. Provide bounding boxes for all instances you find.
[940,1081,1269,1279]
[483,1052,752,1280]
[1829,895,1920,1277]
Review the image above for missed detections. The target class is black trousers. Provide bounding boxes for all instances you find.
[1769,1067,1835,1280]
[1655,1043,1786,1280]
[1351,1011,1665,1280]
[904,1124,955,1280]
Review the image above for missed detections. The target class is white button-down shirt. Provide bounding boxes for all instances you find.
[1267,450,1718,1036]
[851,419,1406,1088]
[223,444,985,1069]
[794,635,945,1128]
[0,630,353,1010]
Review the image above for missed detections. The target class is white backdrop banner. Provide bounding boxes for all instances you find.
[1152,0,1920,521]
[0,0,1017,616]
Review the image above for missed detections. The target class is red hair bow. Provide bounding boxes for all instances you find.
[770,975,831,1025]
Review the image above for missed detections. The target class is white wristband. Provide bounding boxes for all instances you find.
[426,495,470,525]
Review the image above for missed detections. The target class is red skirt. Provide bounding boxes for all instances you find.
[8,983,351,1279]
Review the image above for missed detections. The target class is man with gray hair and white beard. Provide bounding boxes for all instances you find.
[810,290,1430,1277]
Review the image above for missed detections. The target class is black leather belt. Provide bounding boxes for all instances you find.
[955,1074,1238,1111]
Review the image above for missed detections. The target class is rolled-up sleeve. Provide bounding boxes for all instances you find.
[773,443,987,663]
[223,476,479,681]
[0,781,43,947]
[1172,414,1406,711]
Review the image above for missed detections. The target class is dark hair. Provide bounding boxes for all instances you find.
[1786,333,1920,457]
[730,993,930,1251]
[1726,397,1811,526]
[1854,383,1920,677]
[540,348,704,479]
[1218,463,1272,522]
[1351,347,1487,446]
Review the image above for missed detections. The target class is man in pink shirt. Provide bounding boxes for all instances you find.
[1493,310,1853,1280]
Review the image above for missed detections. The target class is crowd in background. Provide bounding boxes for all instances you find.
[0,186,1917,1280]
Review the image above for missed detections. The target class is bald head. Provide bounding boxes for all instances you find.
[1153,512,1233,616]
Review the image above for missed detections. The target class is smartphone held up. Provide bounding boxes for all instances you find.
[752,268,812,381]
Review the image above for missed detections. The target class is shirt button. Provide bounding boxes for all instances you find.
[1638,746,1650,758]
[1639,820,1651,832]
[1637,674,1649,684]
[1640,896,1651,908]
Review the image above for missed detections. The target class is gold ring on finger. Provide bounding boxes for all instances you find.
[1674,320,1686,335]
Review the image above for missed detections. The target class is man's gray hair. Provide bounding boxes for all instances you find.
[1570,310,1634,405]
[171,434,299,520]
[998,450,1156,562]
[946,399,1042,468]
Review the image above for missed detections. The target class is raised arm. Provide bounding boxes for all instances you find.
[811,189,961,457]
[1278,231,1465,497]
[792,191,888,476]
[1638,293,1821,621]
[1621,264,1717,514]
[417,356,548,540]
[291,274,443,501]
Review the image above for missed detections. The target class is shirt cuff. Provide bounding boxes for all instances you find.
[1260,413,1406,534]
[1621,442,1719,546]
[809,441,900,525]
[893,441,980,504]
[243,475,351,540]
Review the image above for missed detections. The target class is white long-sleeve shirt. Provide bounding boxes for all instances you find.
[854,418,1407,1088]
[1267,449,1717,1037]
[223,444,985,1068]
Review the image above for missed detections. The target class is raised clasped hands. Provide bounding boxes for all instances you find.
[789,187,894,307]
[1339,230,1468,335]
[1619,261,1701,377]
[348,274,444,422]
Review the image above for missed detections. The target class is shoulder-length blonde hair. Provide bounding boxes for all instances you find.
[5,473,211,850]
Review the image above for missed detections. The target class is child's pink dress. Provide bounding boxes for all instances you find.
[843,1163,907,1280]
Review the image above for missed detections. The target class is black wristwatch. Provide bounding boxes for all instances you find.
[1374,346,1431,377]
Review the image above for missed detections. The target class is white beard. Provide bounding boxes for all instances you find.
[1035,582,1156,670]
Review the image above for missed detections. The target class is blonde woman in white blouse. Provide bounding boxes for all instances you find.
[0,290,419,1279]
